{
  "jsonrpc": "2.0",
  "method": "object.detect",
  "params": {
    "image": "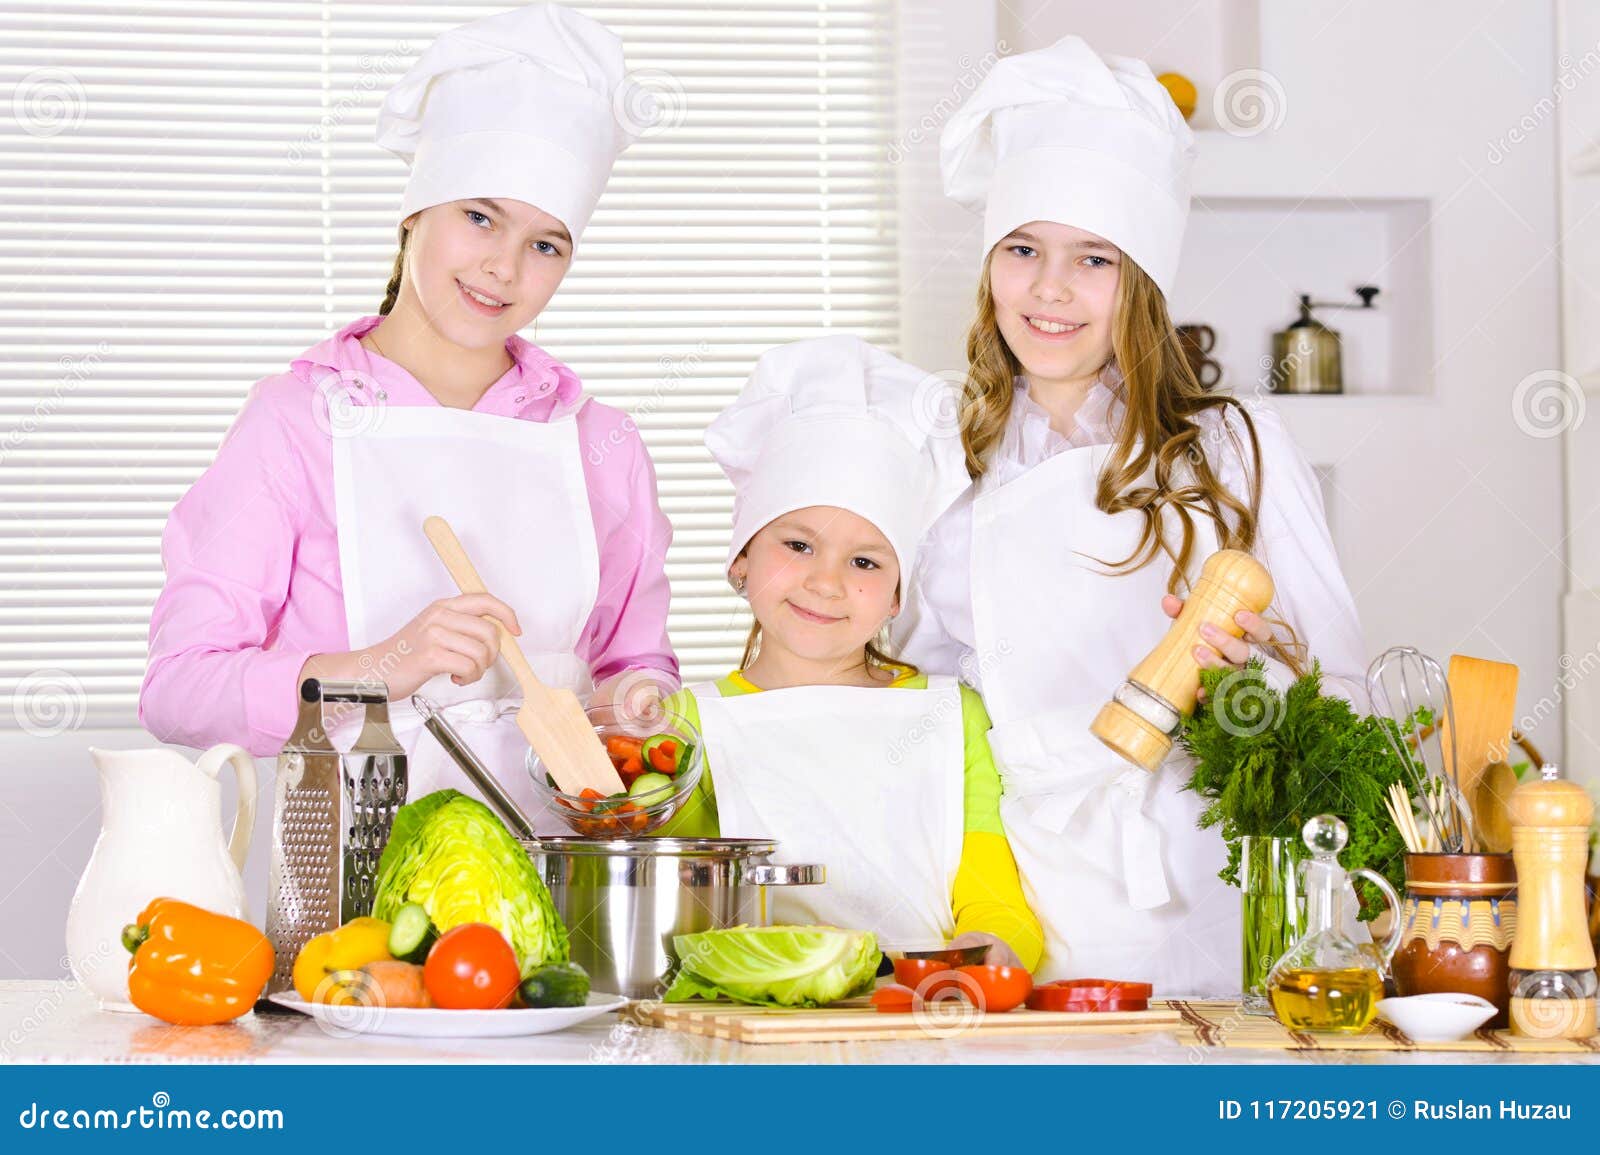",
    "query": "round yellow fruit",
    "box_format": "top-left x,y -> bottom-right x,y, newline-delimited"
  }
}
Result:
292,916 -> 393,1002
1158,72 -> 1197,121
